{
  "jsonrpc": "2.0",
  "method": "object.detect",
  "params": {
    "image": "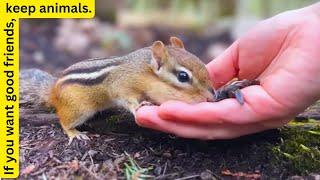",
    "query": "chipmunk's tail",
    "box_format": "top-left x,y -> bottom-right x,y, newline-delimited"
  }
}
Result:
20,69 -> 57,110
